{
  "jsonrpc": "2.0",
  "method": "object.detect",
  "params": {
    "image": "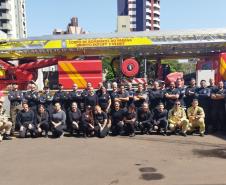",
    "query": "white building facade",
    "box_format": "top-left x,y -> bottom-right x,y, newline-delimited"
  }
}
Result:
0,0 -> 27,38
